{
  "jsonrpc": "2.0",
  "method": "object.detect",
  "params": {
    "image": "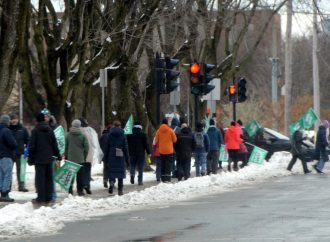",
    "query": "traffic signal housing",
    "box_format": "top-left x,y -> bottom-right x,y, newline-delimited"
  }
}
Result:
237,78 -> 247,102
155,55 -> 166,94
229,85 -> 237,102
189,63 -> 203,95
165,57 -> 180,93
201,63 -> 215,95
